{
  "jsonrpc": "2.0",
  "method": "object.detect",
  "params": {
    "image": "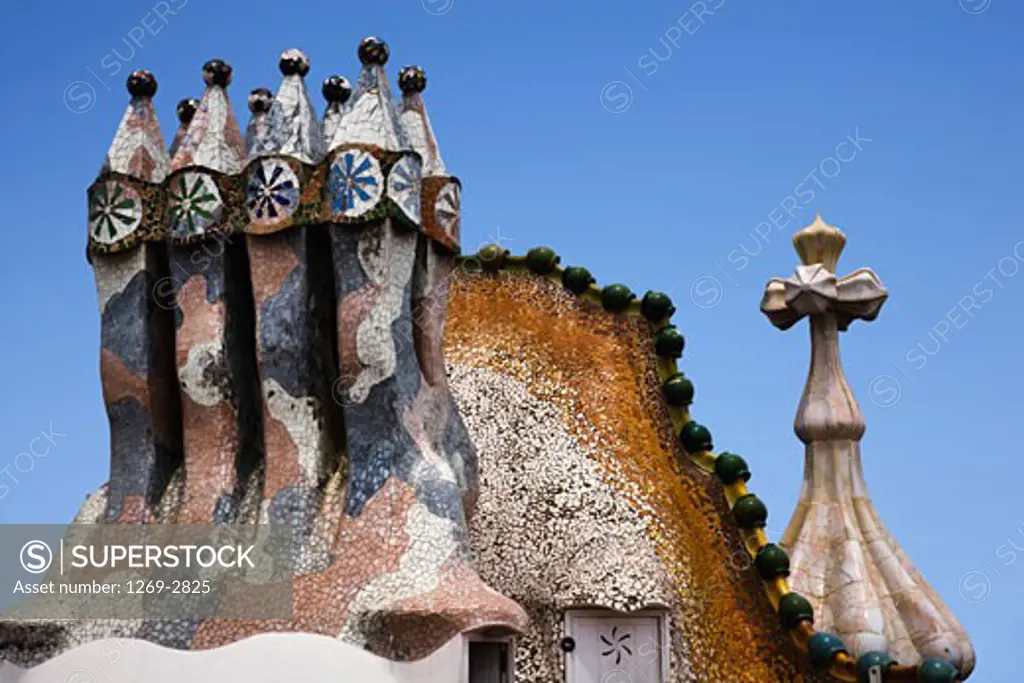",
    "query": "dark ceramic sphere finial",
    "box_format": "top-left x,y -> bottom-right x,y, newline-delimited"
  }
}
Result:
176,97 -> 199,124
322,75 -> 352,105
279,49 -> 311,77
127,70 -> 157,98
398,65 -> 427,95
202,59 -> 232,87
248,88 -> 274,114
358,36 -> 390,66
